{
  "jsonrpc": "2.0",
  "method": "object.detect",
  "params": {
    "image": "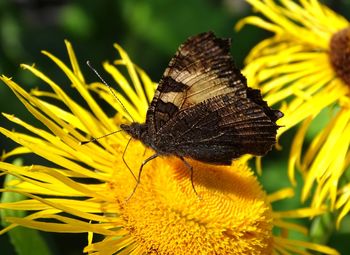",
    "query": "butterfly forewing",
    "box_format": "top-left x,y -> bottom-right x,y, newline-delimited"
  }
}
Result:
146,32 -> 249,135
